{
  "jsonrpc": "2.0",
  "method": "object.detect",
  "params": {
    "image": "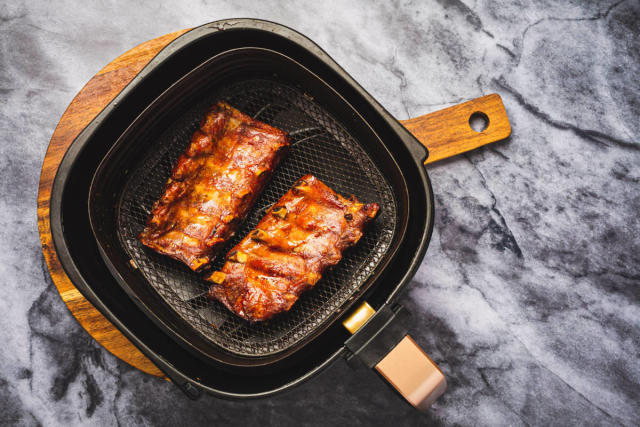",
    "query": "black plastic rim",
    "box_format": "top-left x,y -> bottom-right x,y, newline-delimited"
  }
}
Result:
49,19 -> 435,398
